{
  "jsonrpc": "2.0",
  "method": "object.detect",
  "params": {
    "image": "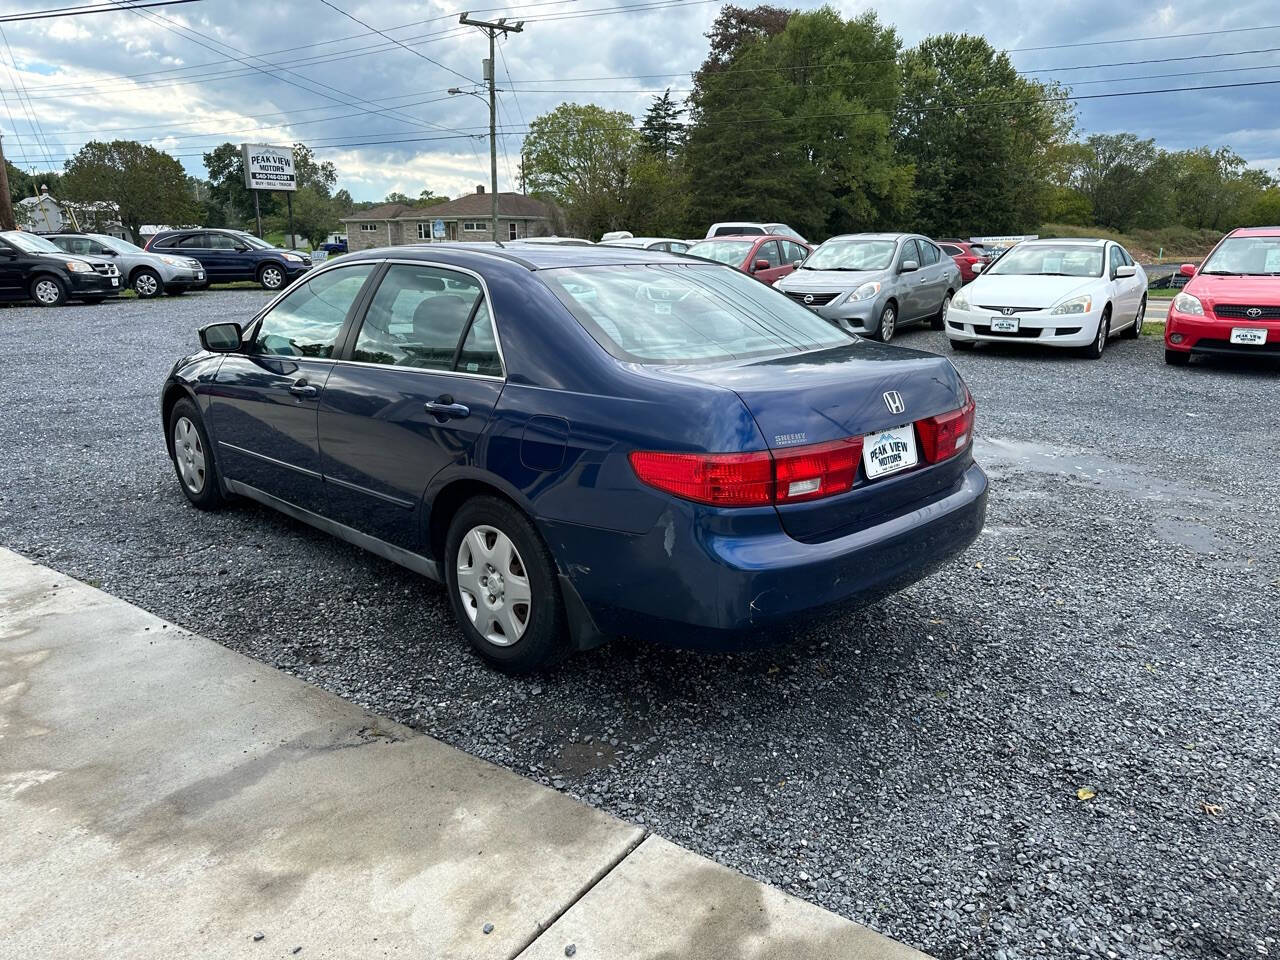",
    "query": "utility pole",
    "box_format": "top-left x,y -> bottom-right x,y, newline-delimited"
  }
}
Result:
0,134 -> 16,232
458,13 -> 523,243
